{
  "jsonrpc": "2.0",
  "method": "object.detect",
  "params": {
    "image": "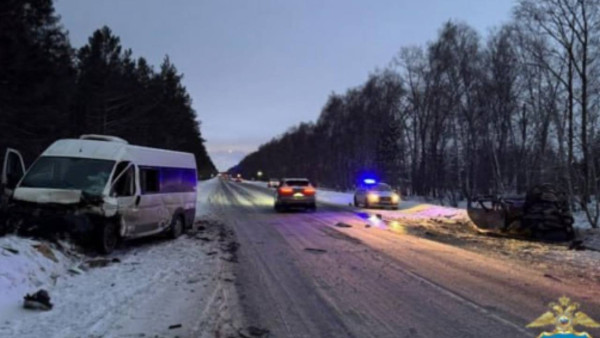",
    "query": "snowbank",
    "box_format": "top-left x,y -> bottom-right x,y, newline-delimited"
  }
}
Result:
571,209 -> 600,229
0,234 -> 226,337
0,236 -> 76,318
196,178 -> 220,219
315,189 -> 353,206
